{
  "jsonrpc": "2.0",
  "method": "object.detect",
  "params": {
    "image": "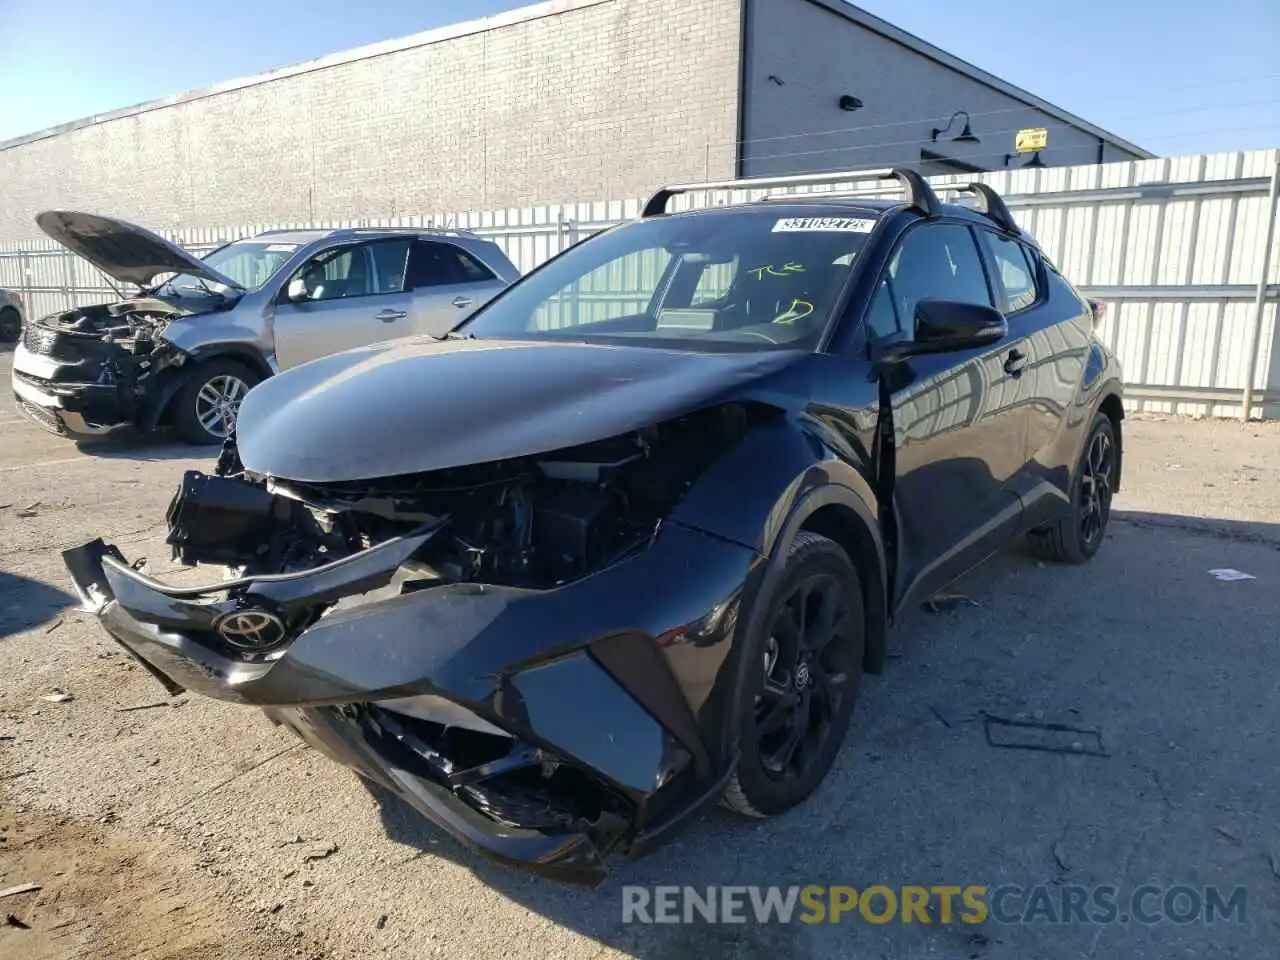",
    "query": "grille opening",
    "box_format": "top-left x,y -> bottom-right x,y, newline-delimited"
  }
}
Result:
459,764 -> 632,833
359,704 -> 632,836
